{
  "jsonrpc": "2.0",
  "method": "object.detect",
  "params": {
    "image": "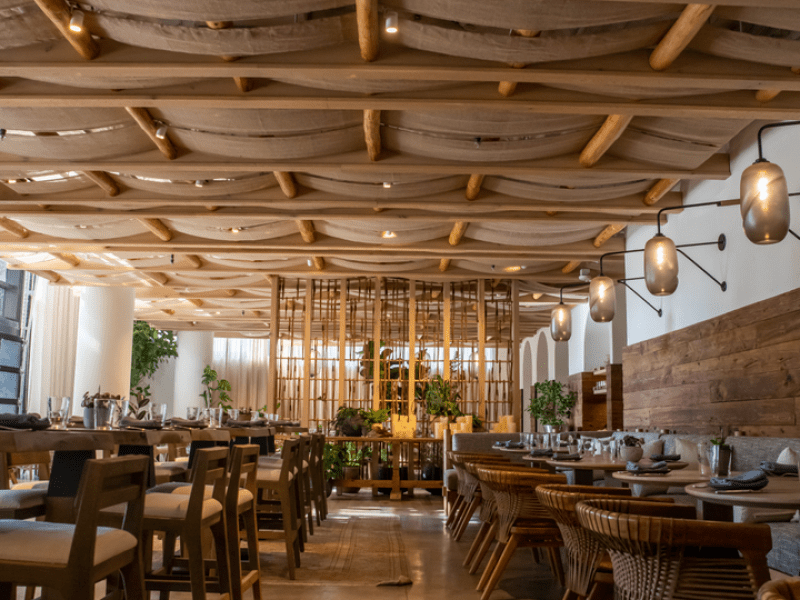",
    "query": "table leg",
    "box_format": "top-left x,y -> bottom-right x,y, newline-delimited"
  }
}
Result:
572,469 -> 594,486
0,452 -> 8,490
699,500 -> 733,521
47,450 -> 96,523
391,441 -> 401,501
117,444 -> 156,487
